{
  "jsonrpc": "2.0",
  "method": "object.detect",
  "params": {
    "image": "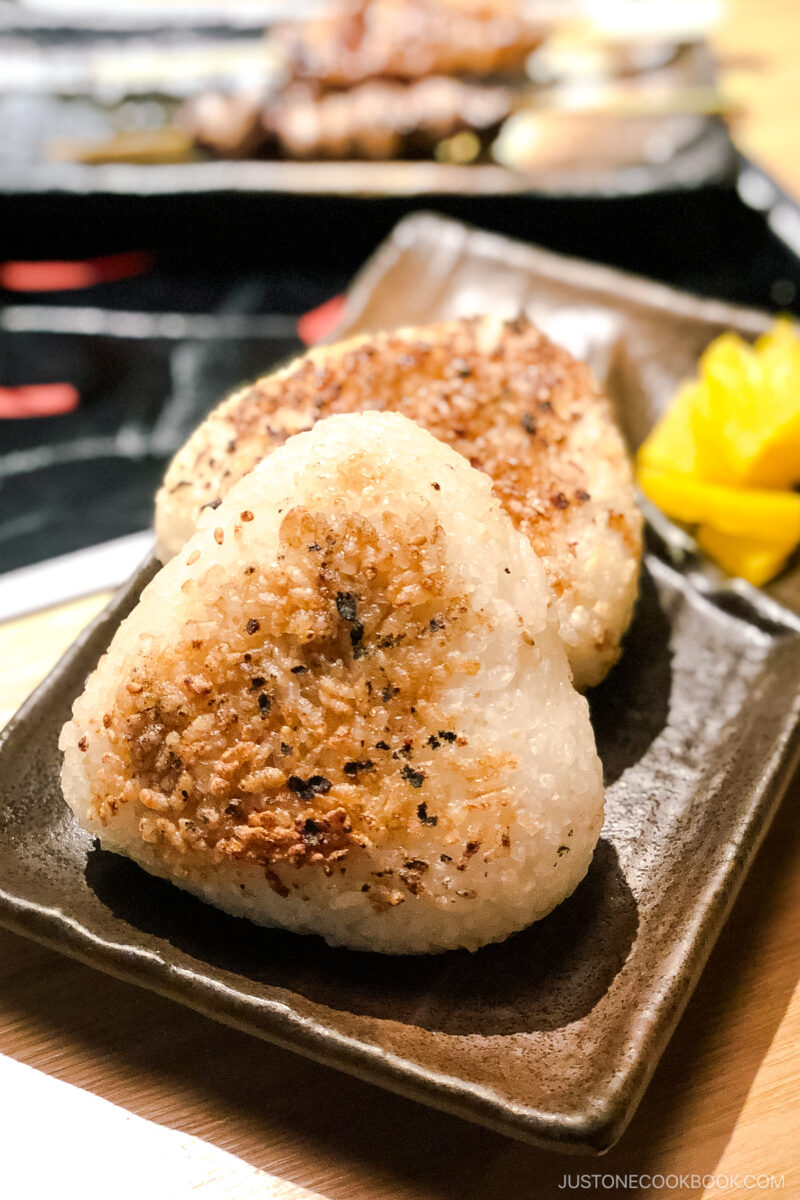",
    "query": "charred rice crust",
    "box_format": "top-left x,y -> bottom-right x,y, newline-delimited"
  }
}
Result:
89,501 -> 516,906
164,315 -> 636,568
